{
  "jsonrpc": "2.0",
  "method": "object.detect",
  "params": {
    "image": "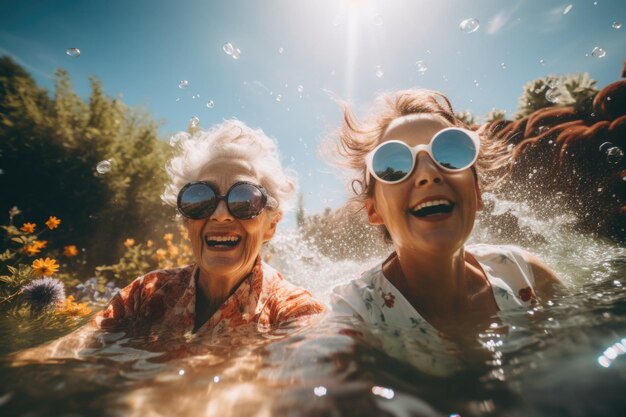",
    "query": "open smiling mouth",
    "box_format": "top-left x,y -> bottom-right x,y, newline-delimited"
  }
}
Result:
204,235 -> 242,248
409,199 -> 455,218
